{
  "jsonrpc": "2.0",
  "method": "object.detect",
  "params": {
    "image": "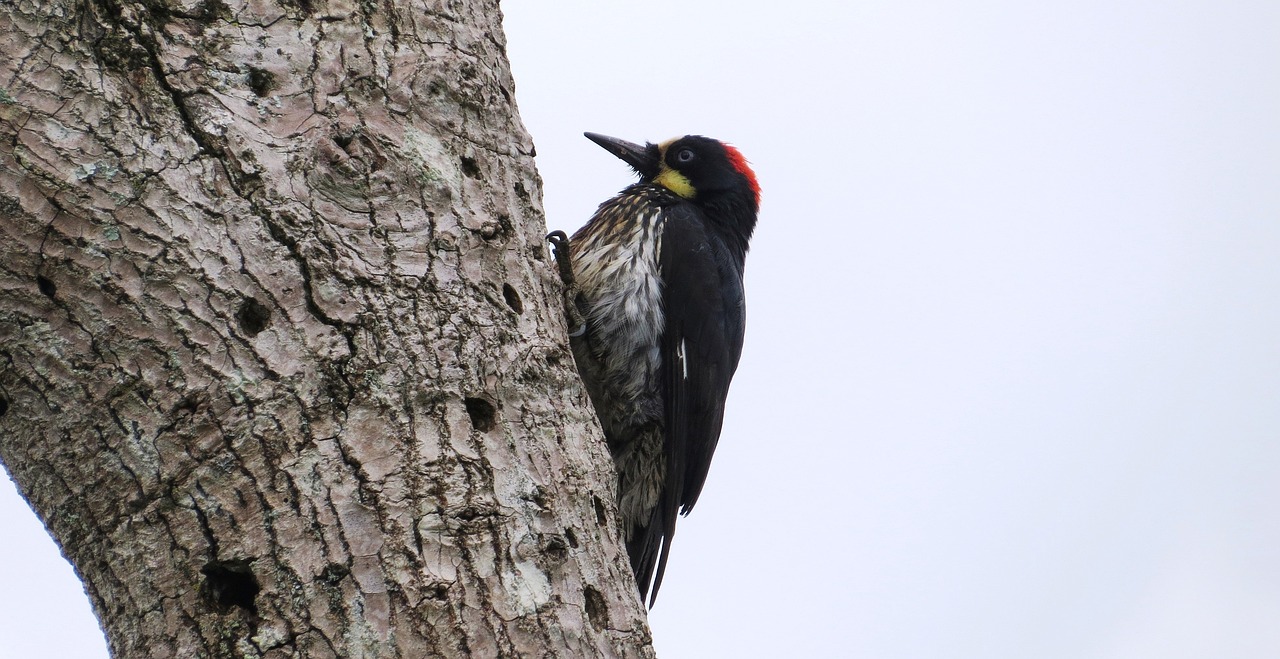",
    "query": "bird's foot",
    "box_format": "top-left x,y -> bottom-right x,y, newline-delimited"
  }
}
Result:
546,230 -> 587,337
546,231 -> 575,285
